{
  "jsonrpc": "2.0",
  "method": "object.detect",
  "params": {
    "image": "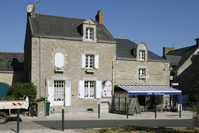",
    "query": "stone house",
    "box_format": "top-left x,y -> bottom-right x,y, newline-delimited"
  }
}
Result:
164,38 -> 199,102
24,4 -> 181,112
113,38 -> 177,110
